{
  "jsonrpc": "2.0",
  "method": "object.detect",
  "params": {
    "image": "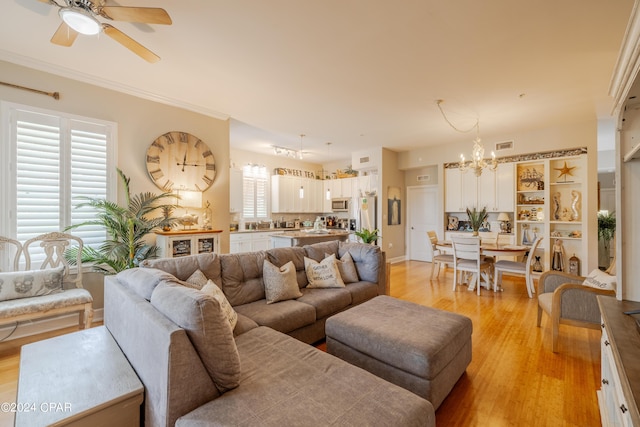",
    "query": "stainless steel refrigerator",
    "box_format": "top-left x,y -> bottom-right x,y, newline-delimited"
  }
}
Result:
358,195 -> 377,232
